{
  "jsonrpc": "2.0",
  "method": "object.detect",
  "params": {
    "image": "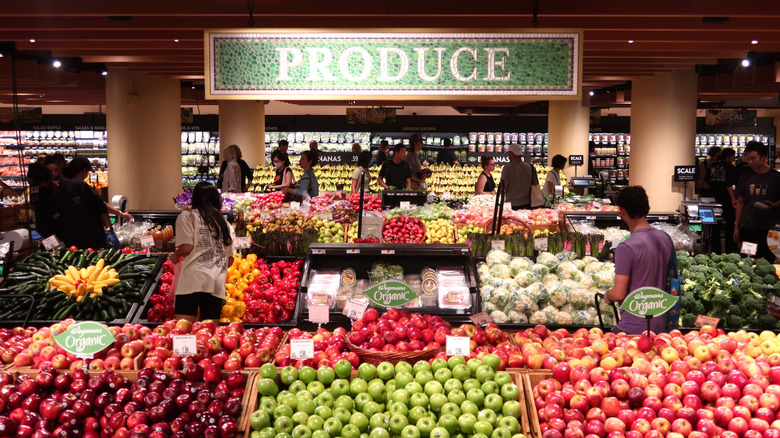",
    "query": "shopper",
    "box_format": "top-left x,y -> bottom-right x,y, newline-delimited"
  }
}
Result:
436,139 -> 458,165
45,153 -> 66,184
376,140 -> 390,166
696,146 -> 721,197
734,141 -> 780,262
603,186 -> 675,334
268,153 -> 295,191
270,139 -> 290,167
27,162 -> 58,238
378,144 -> 412,190
56,156 -> 112,250
543,154 -> 567,197
501,144 -> 539,210
475,156 -> 496,195
405,134 -> 426,190
351,151 -> 373,194
217,144 -> 252,193
709,148 -> 739,253
309,140 -> 320,166
352,143 -> 362,154
283,150 -> 319,199
170,182 -> 235,323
